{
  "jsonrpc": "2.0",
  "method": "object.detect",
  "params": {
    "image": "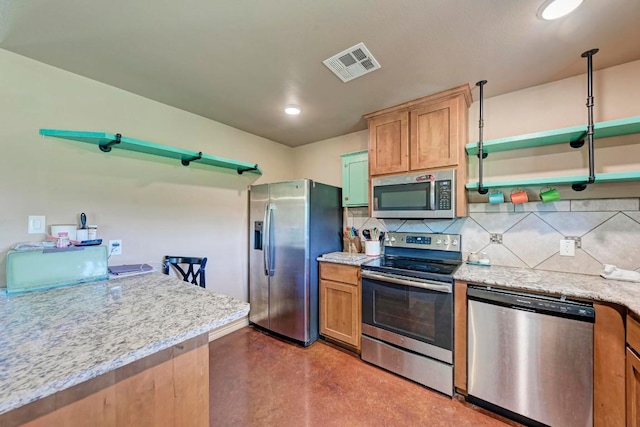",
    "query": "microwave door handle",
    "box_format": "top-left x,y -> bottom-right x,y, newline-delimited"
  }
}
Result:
429,182 -> 436,210
361,270 -> 451,293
